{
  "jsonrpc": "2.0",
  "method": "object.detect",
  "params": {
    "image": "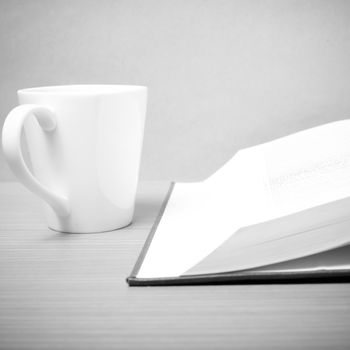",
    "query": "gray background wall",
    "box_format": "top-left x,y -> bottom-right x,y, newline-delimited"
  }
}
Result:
1,0 -> 350,182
